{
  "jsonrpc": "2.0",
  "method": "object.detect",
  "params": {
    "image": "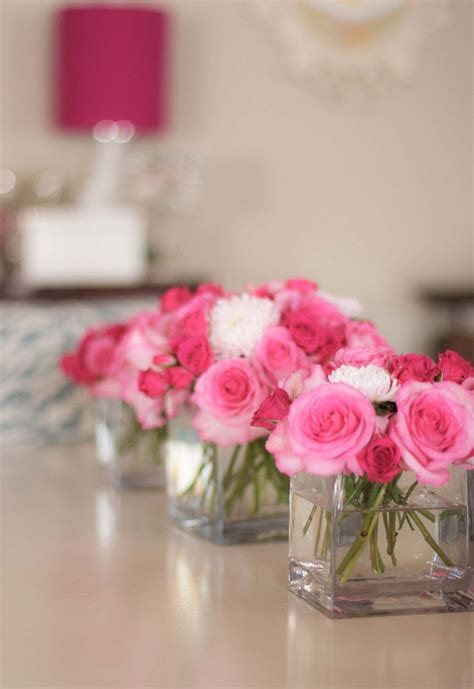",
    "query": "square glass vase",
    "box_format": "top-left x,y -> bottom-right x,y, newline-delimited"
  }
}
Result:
165,413 -> 289,544
95,399 -> 166,490
289,470 -> 473,618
